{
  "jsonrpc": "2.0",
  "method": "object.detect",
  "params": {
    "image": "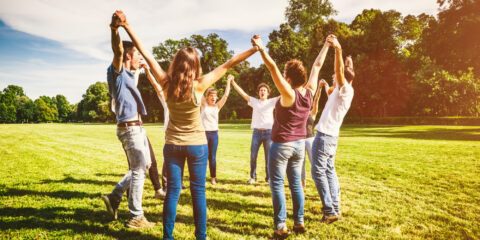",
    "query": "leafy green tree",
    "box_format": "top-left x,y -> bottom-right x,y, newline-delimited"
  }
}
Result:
15,95 -> 35,123
0,103 -> 16,123
55,94 -> 72,122
418,0 -> 480,75
34,98 -> 55,122
285,0 -> 336,34
77,82 -> 113,122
